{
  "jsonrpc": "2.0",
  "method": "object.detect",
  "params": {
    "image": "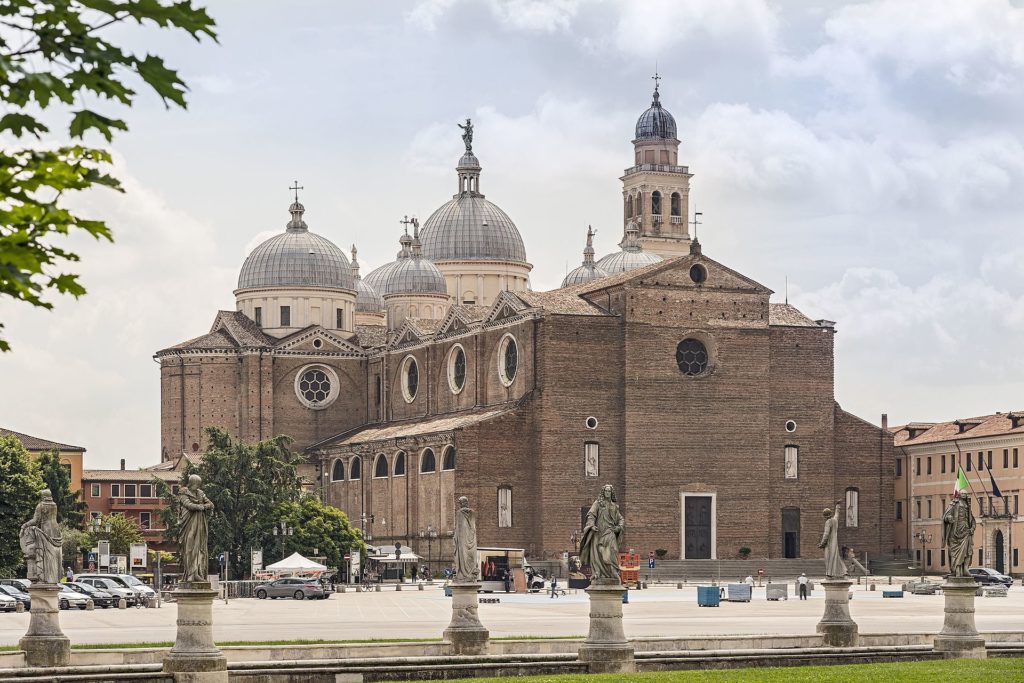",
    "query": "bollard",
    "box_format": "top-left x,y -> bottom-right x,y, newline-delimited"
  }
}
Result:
888,576 -> 892,585
396,584 -> 402,591
622,590 -> 629,604
86,599 -> 94,611
356,585 -> 362,593
642,582 -> 648,589
118,598 -> 127,609
15,602 -> 24,613
418,583 -> 425,591
677,582 -> 683,589
870,583 -> 876,591
374,585 -> 381,592
338,585 -> 346,593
